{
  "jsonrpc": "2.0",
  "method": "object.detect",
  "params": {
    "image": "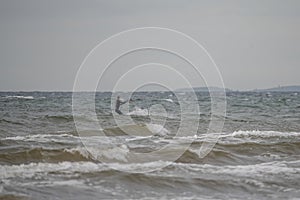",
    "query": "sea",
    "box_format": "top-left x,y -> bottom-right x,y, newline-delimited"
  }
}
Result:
0,91 -> 300,200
